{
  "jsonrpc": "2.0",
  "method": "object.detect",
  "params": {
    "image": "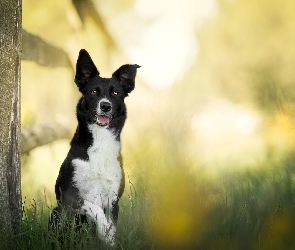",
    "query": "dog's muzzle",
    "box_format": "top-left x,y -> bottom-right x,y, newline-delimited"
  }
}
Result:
100,101 -> 112,113
93,101 -> 112,126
